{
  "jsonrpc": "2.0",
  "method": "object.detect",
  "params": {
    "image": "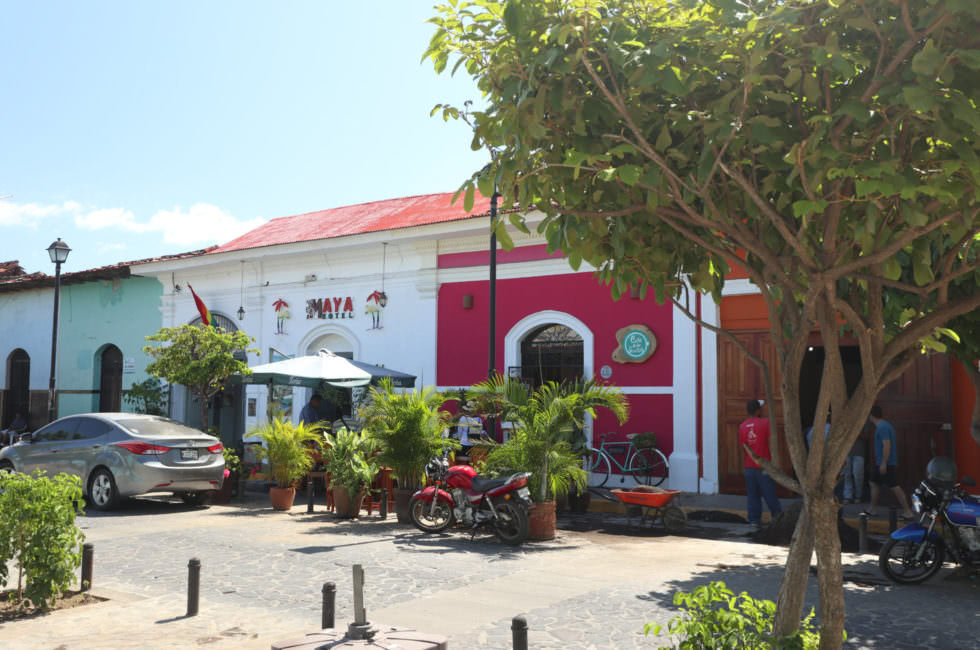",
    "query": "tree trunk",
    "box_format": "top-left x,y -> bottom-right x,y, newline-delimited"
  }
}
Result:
199,389 -> 210,434
772,503 -> 814,638
962,361 -> 980,447
811,490 -> 845,650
